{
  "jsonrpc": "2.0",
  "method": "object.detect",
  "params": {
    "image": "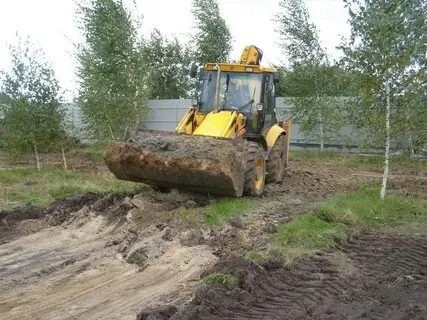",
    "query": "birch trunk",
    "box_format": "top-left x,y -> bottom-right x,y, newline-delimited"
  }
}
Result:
318,97 -> 324,152
34,144 -> 40,172
380,81 -> 391,200
133,101 -> 140,136
61,145 -> 68,171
